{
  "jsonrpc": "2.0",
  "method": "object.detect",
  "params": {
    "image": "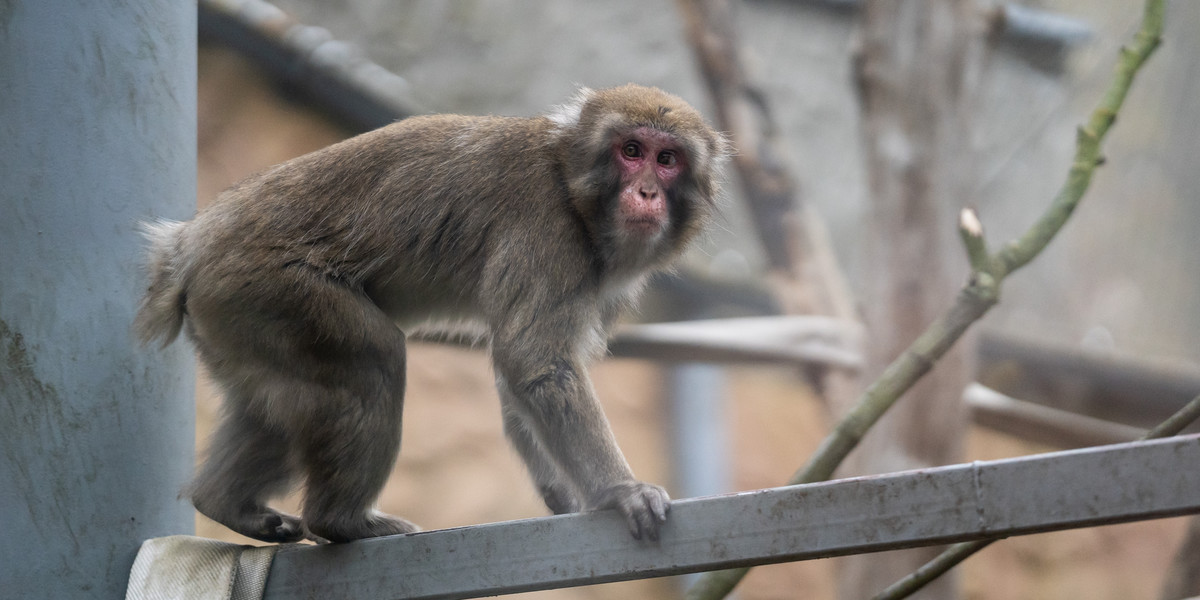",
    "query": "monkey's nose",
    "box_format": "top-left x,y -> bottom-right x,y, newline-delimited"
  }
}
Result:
637,186 -> 660,200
